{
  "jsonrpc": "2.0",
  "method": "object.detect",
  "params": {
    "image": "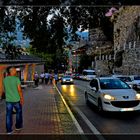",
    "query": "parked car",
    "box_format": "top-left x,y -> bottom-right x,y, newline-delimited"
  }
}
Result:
65,71 -> 72,76
82,69 -> 96,81
73,73 -> 81,80
130,75 -> 140,90
61,75 -> 74,85
79,75 -> 84,80
114,75 -> 134,88
85,77 -> 140,112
